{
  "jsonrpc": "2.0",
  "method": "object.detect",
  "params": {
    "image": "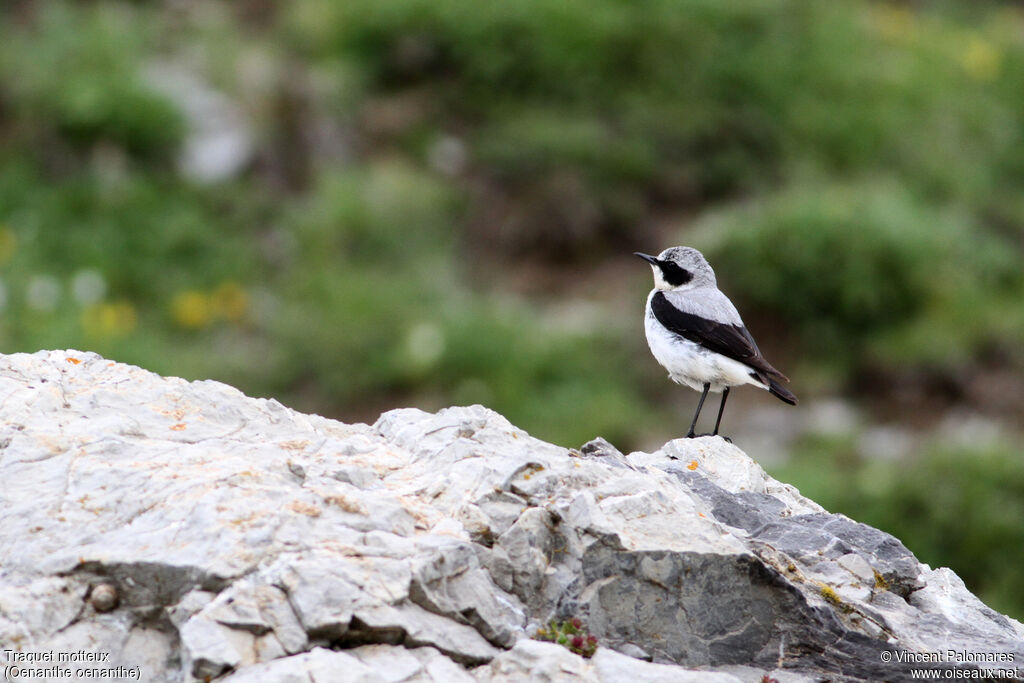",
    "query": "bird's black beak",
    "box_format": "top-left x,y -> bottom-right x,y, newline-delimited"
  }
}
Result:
634,252 -> 659,266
